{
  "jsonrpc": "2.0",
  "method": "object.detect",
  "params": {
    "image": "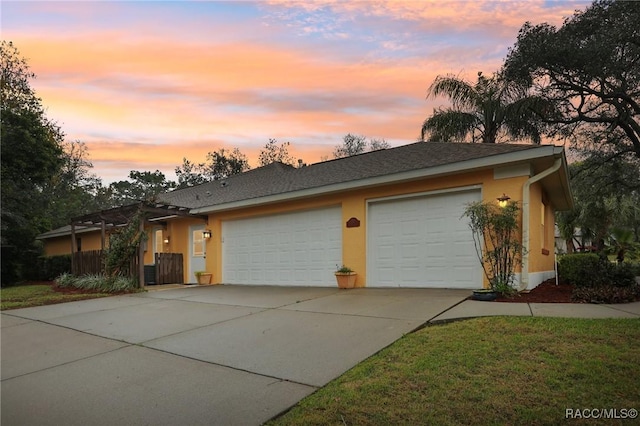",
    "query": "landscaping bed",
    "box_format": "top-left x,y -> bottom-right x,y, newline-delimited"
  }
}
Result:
496,279 -> 574,303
